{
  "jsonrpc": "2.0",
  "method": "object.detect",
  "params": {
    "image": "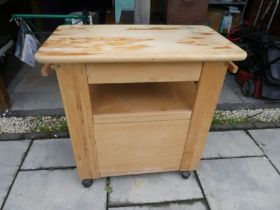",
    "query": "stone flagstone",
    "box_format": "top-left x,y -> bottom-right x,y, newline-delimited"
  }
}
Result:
218,83 -> 243,104
109,172 -> 203,206
249,129 -> 280,172
0,140 -> 30,207
202,131 -> 263,159
22,138 -> 75,169
13,69 -> 59,94
108,201 -> 207,210
10,92 -> 62,111
197,157 -> 280,210
3,170 -> 106,210
9,64 -> 63,111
